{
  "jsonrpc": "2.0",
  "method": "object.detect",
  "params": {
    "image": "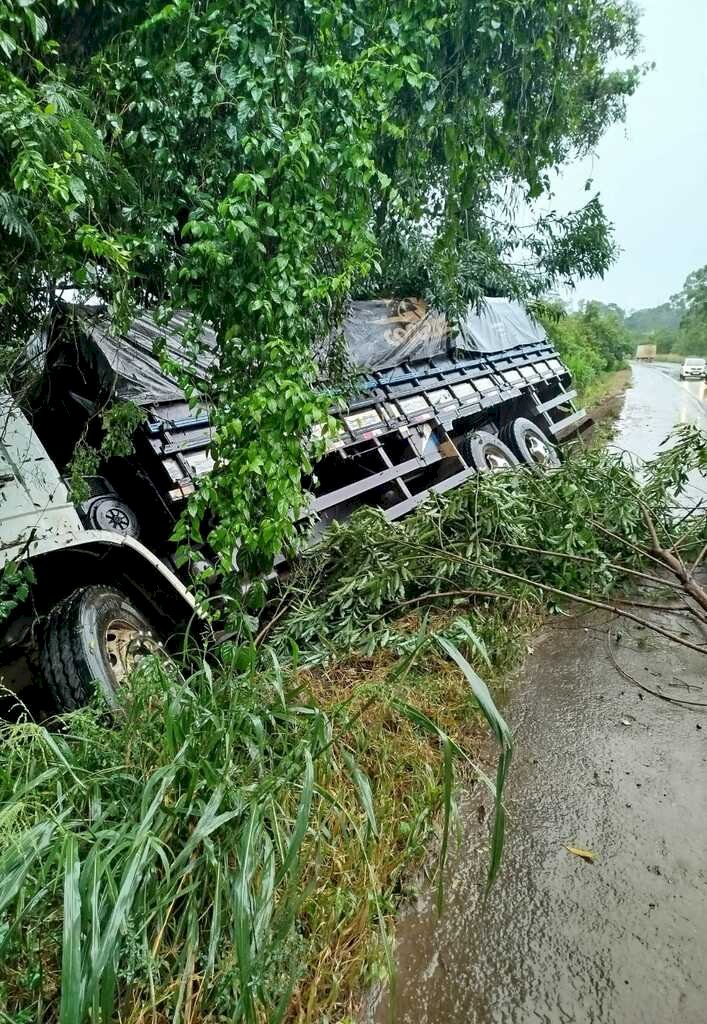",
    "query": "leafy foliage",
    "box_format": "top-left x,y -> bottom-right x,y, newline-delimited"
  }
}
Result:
1,0 -> 644,580
274,427 -> 707,658
98,401 -> 147,458
0,562 -> 35,624
537,300 -> 633,393
0,3 -> 133,356
66,402 -> 147,501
